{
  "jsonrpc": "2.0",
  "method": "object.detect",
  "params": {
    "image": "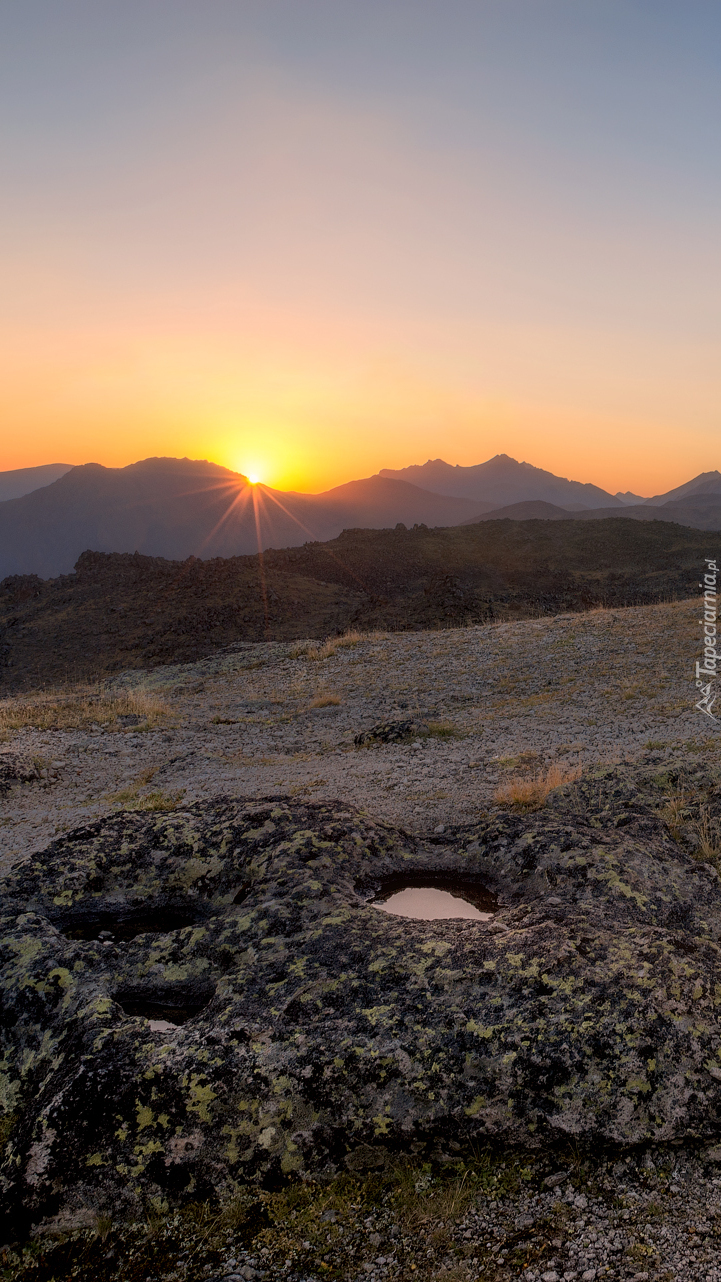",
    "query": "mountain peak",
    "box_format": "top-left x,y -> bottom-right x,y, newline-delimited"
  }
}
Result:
378,455 -> 620,508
